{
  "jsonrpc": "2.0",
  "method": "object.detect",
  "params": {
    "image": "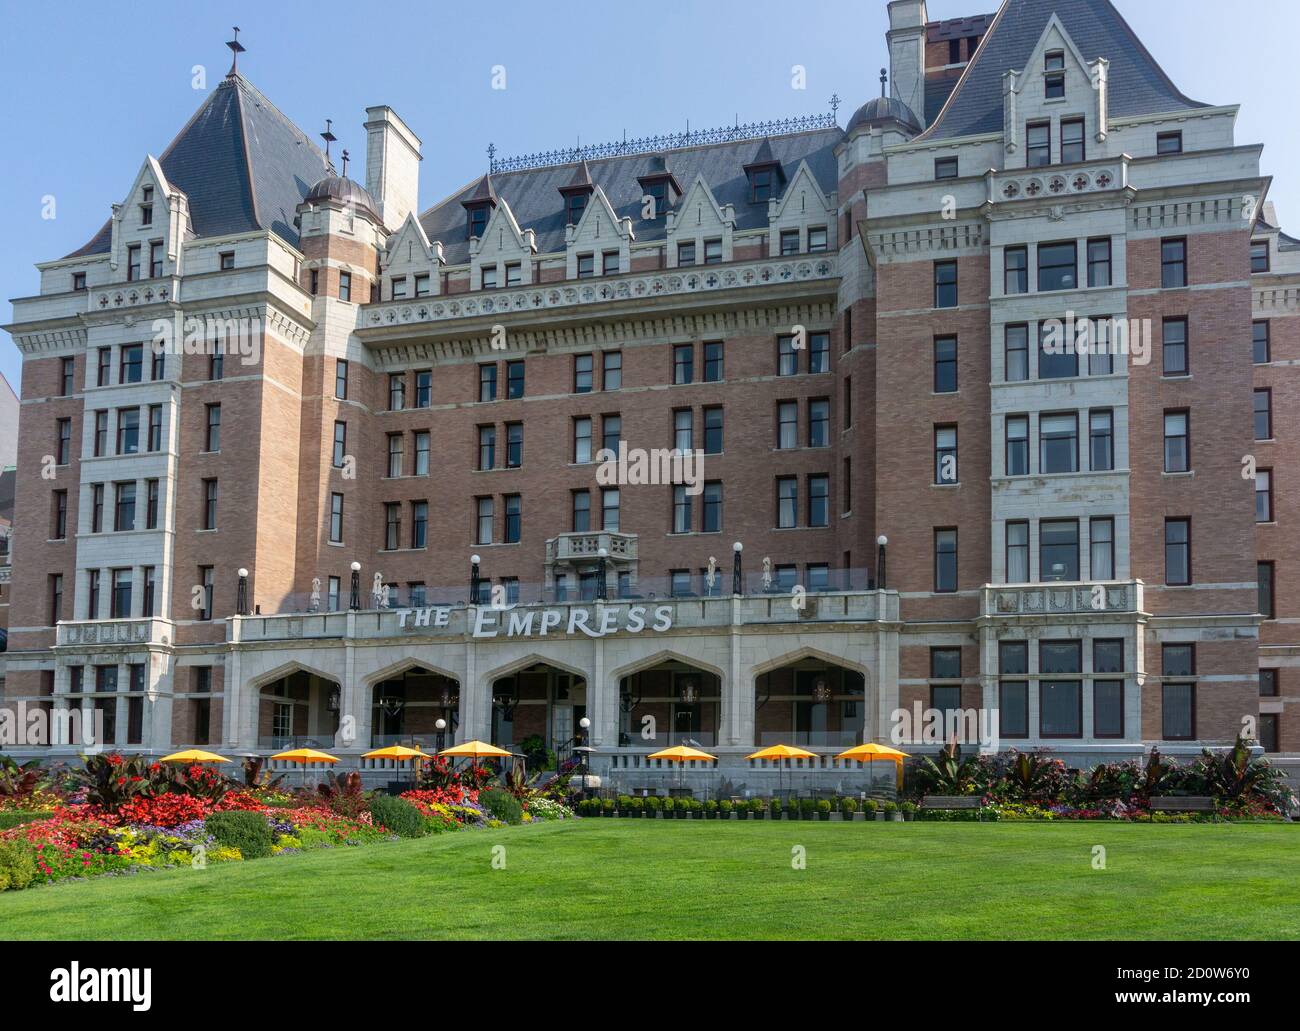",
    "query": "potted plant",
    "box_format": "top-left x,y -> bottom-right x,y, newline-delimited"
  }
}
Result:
800,797 -> 816,821
691,799 -> 704,819
646,796 -> 660,818
900,800 -> 918,822
719,799 -> 733,819
751,798 -> 766,819
863,798 -> 880,821
768,797 -> 782,820
816,799 -> 832,821
840,797 -> 859,821
617,794 -> 631,815
884,801 -> 901,822
736,798 -> 751,820
705,799 -> 718,819
676,798 -> 690,819
660,797 -> 674,819
602,798 -> 615,817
